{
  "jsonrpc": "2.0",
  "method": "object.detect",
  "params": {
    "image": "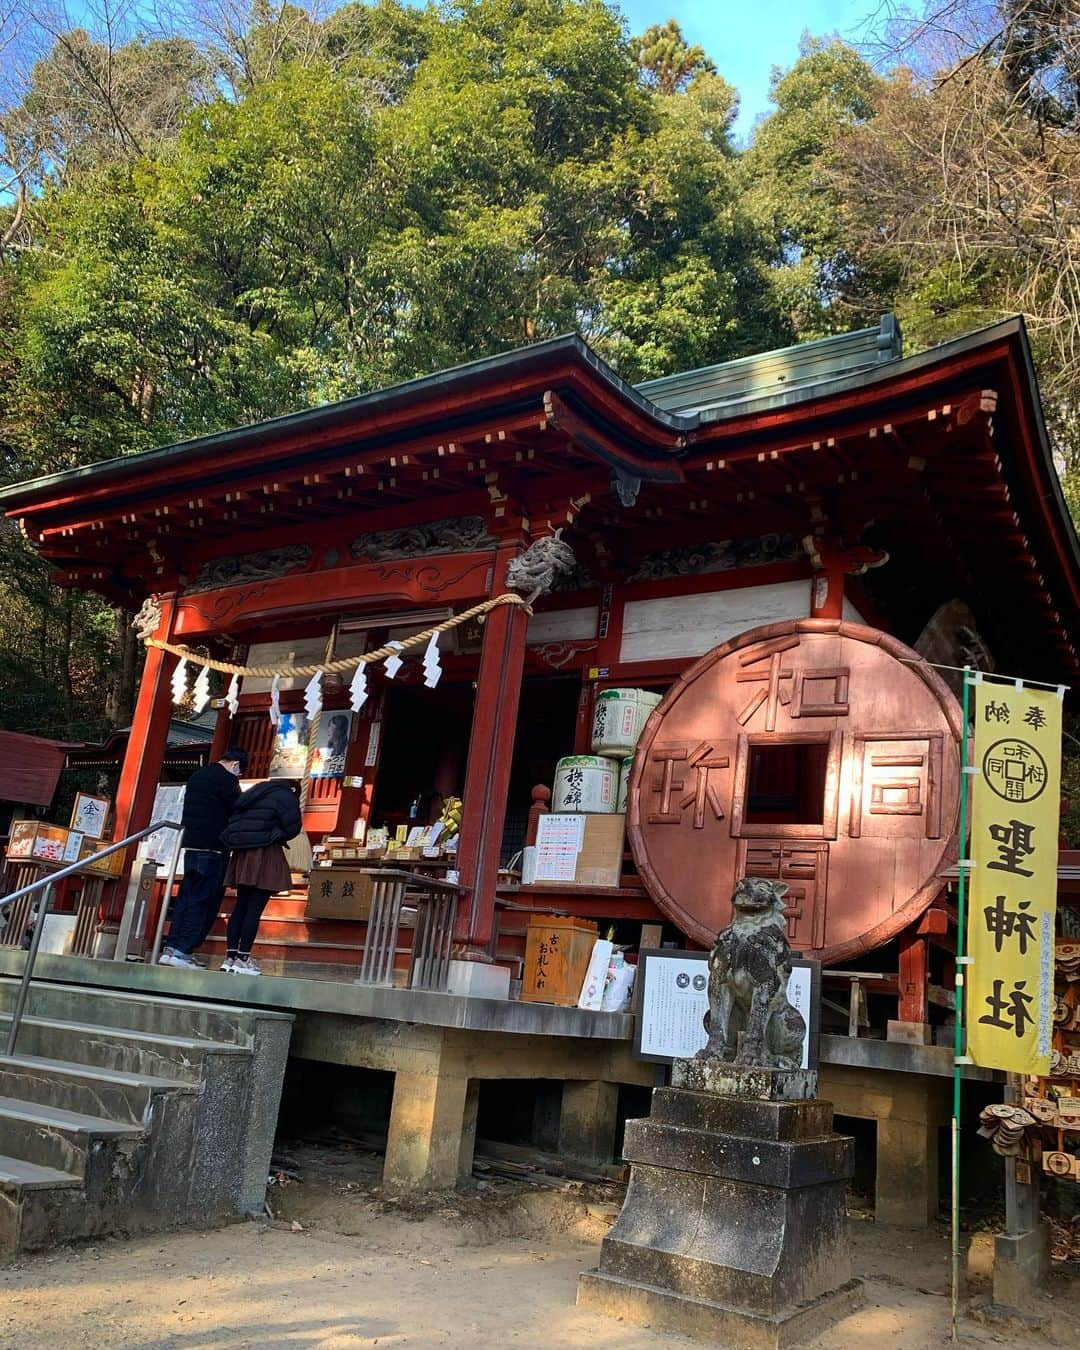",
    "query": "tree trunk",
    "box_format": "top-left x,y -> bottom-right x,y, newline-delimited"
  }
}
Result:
106,608 -> 140,728
60,591 -> 75,735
